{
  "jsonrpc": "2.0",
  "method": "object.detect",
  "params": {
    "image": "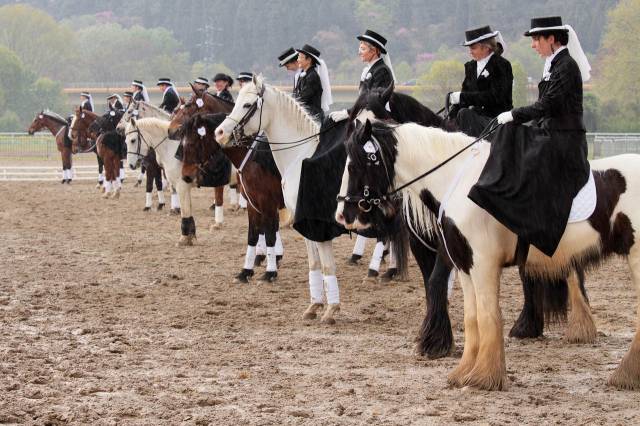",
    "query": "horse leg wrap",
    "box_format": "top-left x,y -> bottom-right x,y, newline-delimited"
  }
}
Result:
215,206 -> 224,224
238,193 -> 247,209
243,245 -> 257,270
145,192 -> 153,208
368,241 -> 385,272
119,167 -> 125,180
98,173 -> 104,183
171,193 -> 180,209
266,246 -> 277,272
104,180 -> 112,193
157,190 -> 165,205
309,270 -> 324,304
275,231 -> 284,256
352,234 -> 368,256
228,187 -> 238,205
256,234 -> 266,255
181,217 -> 196,236
324,275 -> 340,305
